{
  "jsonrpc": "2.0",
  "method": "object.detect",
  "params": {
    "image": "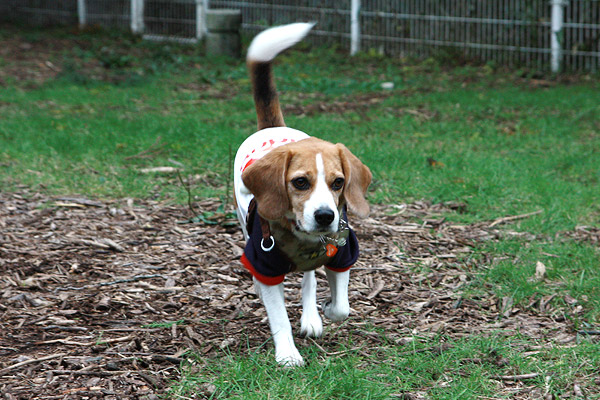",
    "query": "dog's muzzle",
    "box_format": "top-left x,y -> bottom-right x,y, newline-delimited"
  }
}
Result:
314,208 -> 335,227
